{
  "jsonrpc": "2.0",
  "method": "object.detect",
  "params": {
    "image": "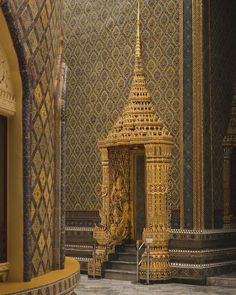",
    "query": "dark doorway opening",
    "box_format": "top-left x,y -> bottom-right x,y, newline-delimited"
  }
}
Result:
131,150 -> 146,241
